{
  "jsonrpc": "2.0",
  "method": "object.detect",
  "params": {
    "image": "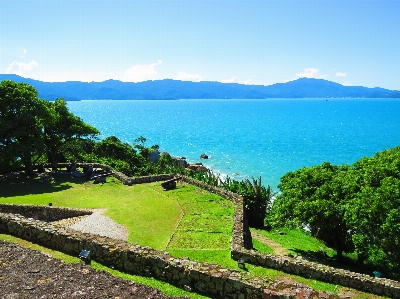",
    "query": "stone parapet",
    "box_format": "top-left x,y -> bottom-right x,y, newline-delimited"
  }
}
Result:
0,204 -> 92,222
2,167 -> 400,298
0,210 -> 337,299
178,176 -> 400,298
